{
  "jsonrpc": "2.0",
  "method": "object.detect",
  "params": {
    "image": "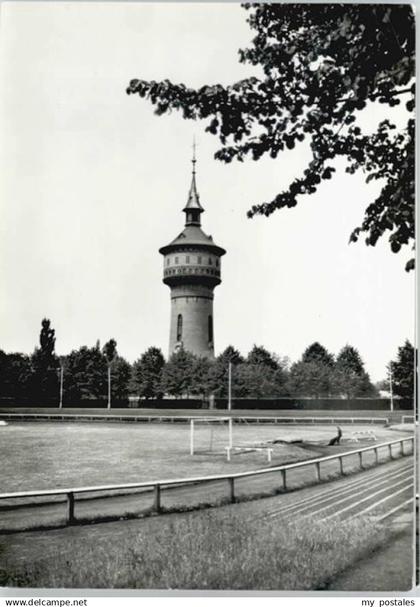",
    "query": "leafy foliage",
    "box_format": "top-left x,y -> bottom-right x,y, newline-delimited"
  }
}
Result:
103,339 -> 118,406
207,346 -> 288,398
332,345 -> 376,398
160,348 -> 196,397
191,356 -> 213,397
131,347 -> 165,399
39,318 -> 56,358
335,345 -> 365,375
233,363 -> 289,398
0,351 -> 33,398
287,360 -> 332,398
389,339 -> 416,398
0,319 -> 399,402
111,356 -> 132,400
63,345 -> 108,401
302,342 -> 334,367
103,339 -> 117,365
331,368 -> 375,399
217,345 -> 244,366
127,4 -> 415,269
247,345 -> 279,370
289,343 -> 376,398
207,346 -> 244,397
31,318 -> 59,400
